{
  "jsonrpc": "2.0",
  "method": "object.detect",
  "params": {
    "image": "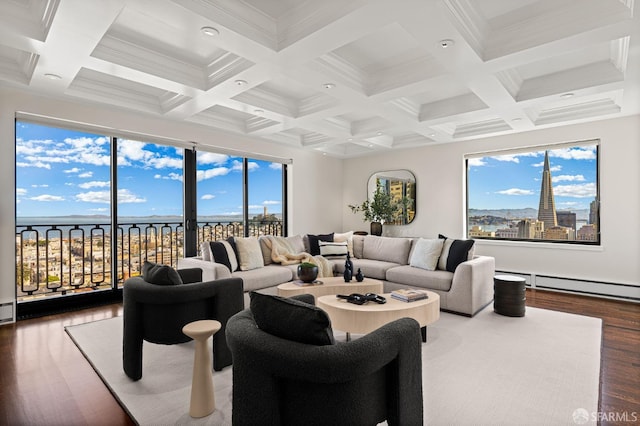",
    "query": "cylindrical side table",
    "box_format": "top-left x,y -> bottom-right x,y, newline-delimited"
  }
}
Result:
494,275 -> 526,317
182,319 -> 221,418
